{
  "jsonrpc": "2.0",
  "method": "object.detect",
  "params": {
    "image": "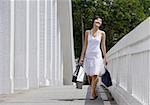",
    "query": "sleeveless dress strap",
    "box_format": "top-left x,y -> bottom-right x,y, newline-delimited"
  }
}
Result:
86,30 -> 90,38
